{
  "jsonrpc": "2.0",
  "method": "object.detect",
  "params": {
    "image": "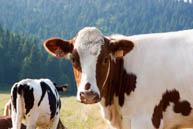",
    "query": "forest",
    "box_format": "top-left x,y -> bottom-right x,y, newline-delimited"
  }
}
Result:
0,25 -> 75,95
0,0 -> 193,95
